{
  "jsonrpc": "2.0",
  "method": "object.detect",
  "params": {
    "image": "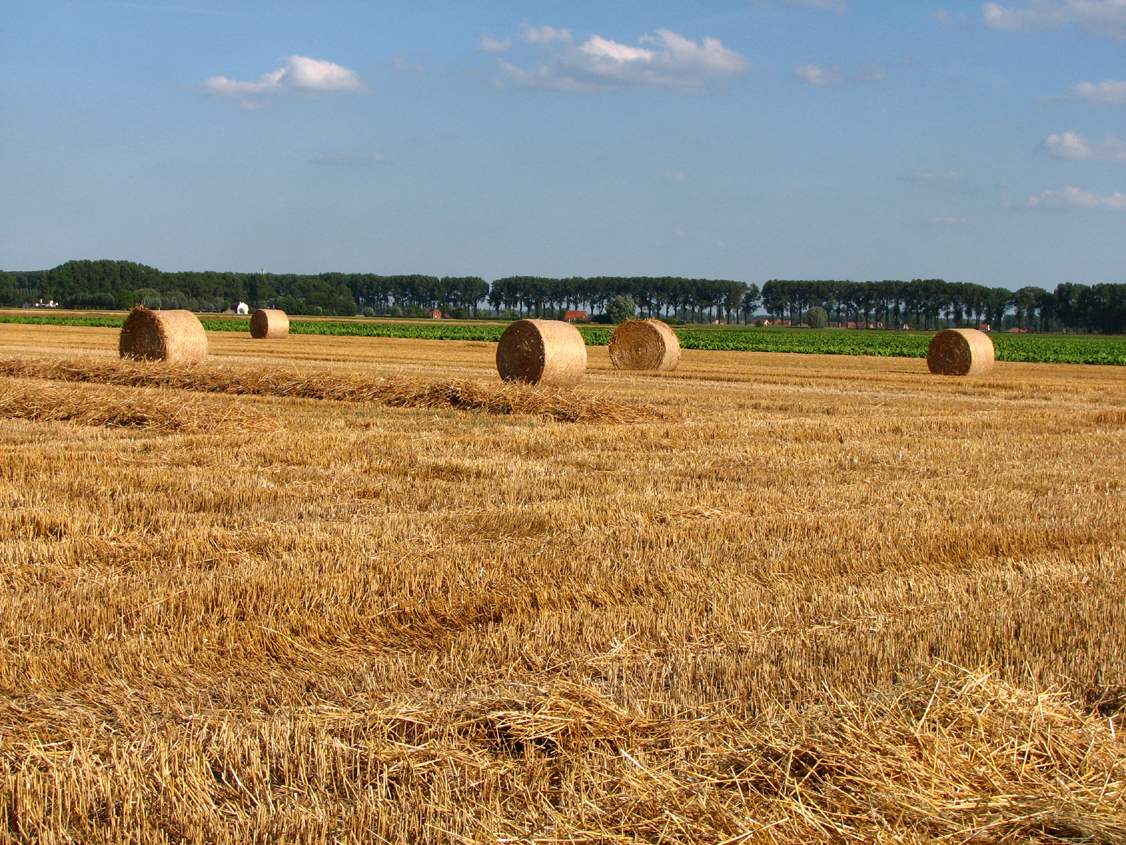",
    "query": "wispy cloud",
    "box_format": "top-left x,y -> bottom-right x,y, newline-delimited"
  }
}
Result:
1055,79 -> 1126,103
1045,131 -> 1126,162
931,8 -> 974,29
497,29 -> 750,92
786,0 -> 847,13
793,62 -> 884,86
309,153 -> 388,167
520,24 -> 573,44
665,171 -> 688,182
982,1 -> 1126,40
479,34 -> 512,53
1028,185 -> 1126,210
931,215 -> 970,225
200,56 -> 366,99
393,57 -> 425,73
793,64 -> 835,85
